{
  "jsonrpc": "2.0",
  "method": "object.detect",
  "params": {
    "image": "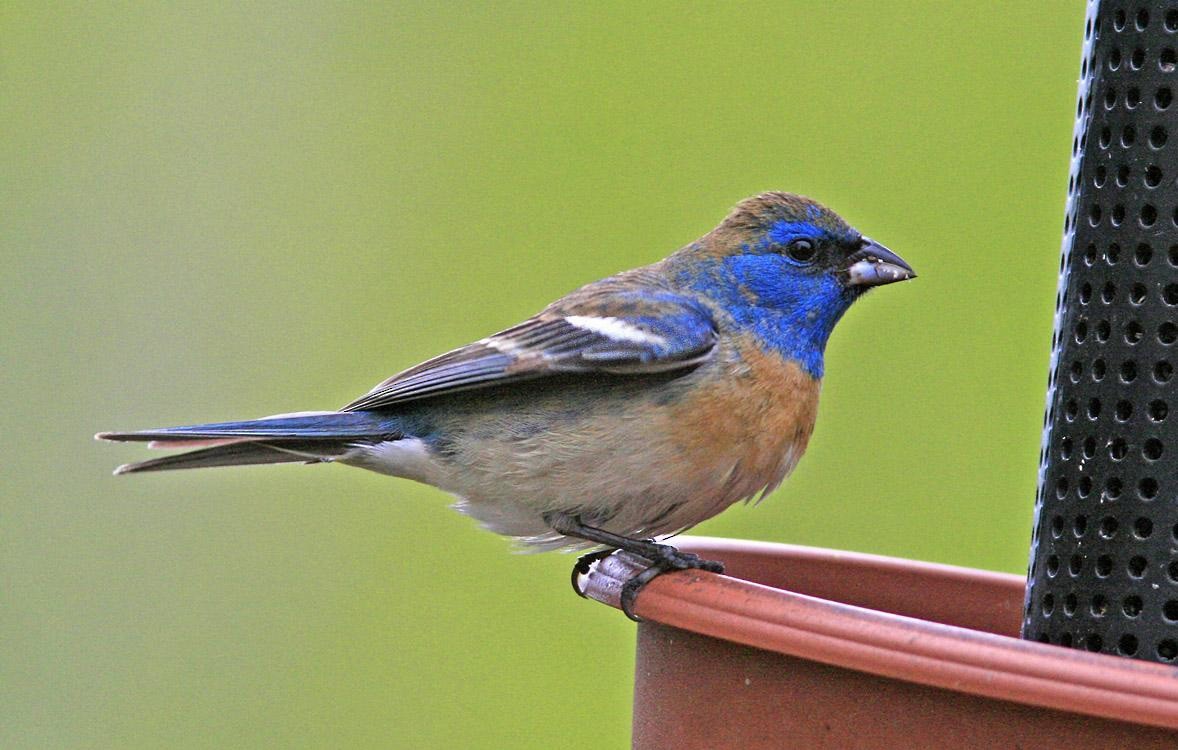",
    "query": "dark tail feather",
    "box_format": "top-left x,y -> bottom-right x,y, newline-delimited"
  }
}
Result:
97,411 -> 396,443
113,439 -> 353,475
99,411 -> 395,475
